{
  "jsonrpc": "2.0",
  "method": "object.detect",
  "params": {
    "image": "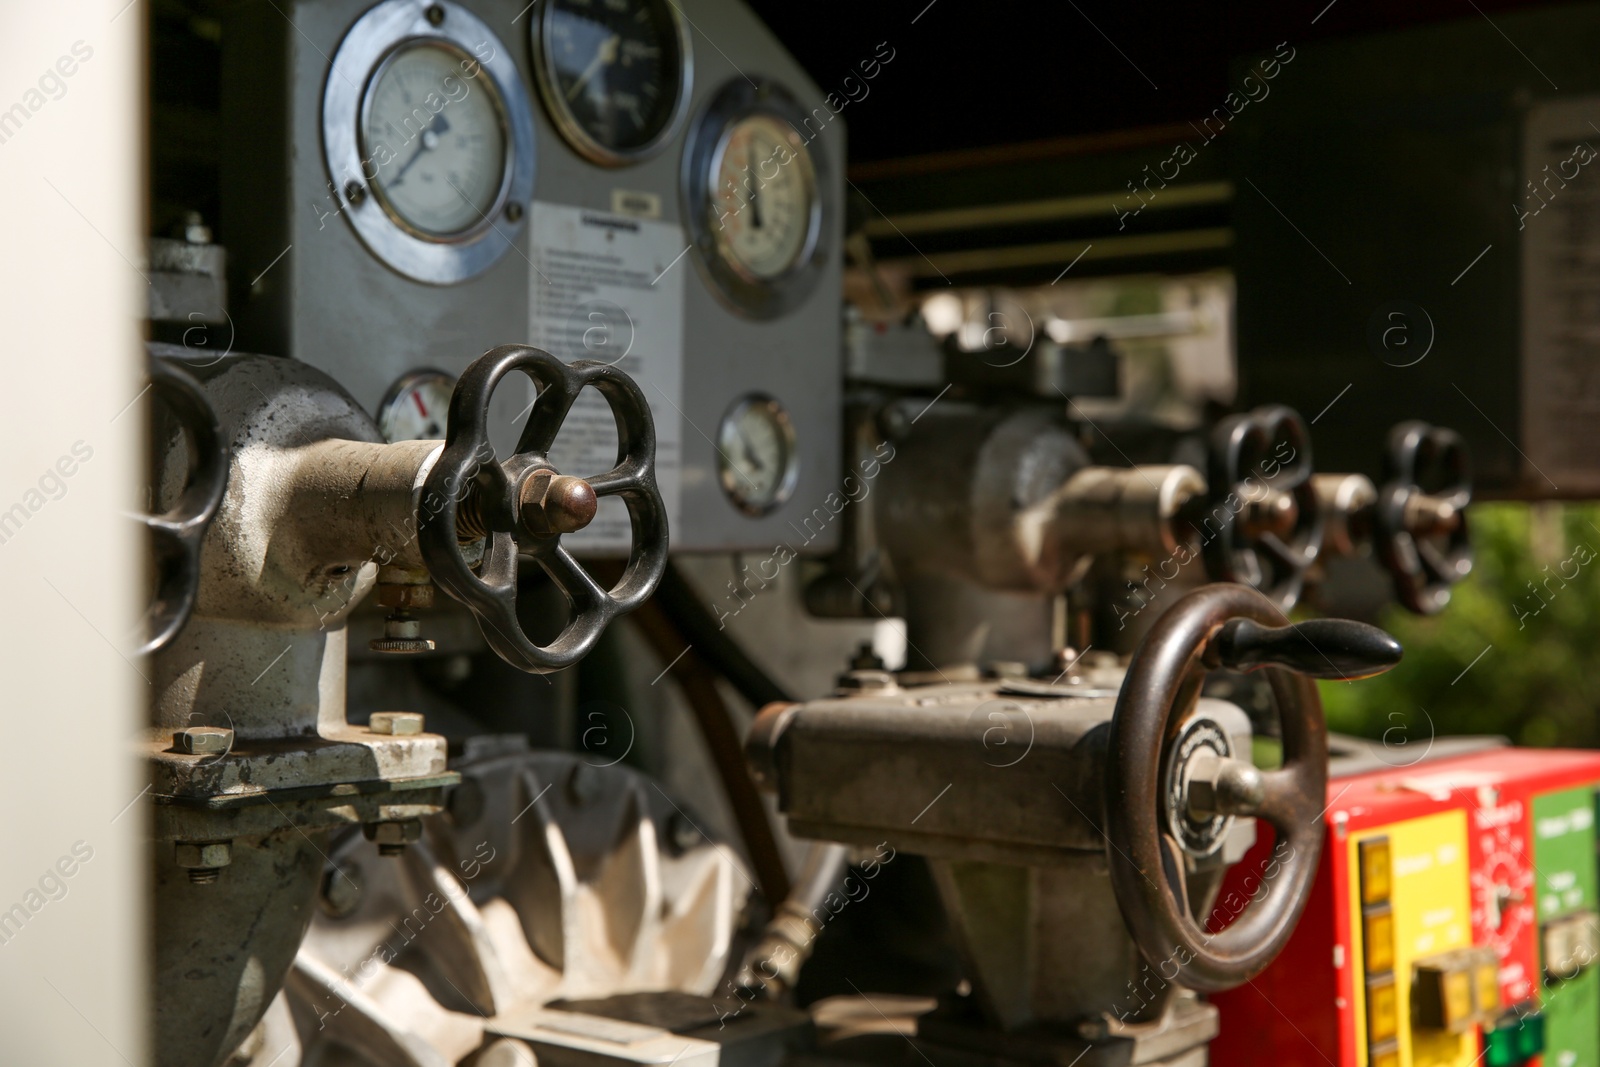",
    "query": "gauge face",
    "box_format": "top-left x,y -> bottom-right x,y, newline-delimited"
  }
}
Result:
712,114 -> 818,281
717,395 -> 799,516
378,371 -> 455,442
362,42 -> 508,237
537,0 -> 688,163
